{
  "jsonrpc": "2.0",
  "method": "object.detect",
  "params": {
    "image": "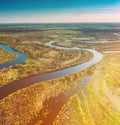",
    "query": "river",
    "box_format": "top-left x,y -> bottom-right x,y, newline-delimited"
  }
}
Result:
0,44 -> 27,69
0,41 -> 103,99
